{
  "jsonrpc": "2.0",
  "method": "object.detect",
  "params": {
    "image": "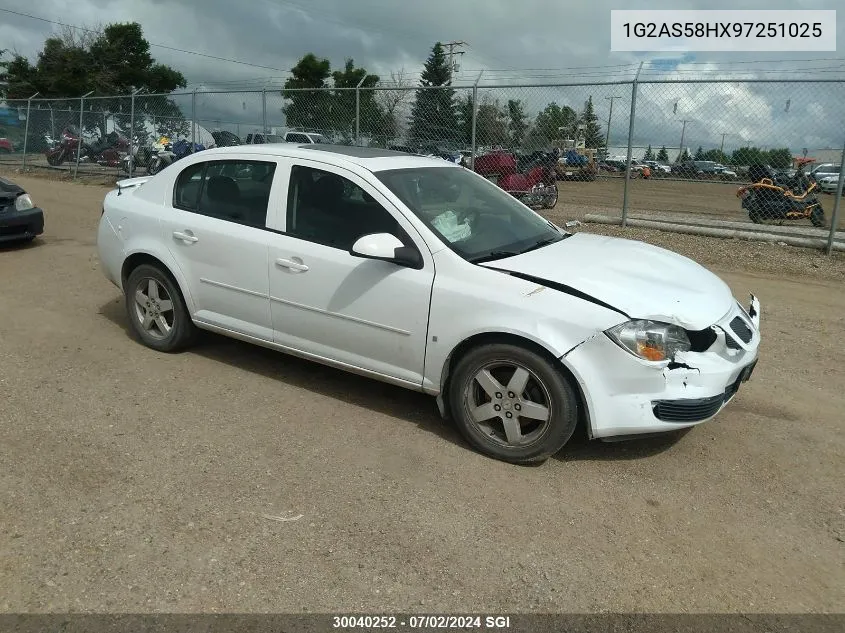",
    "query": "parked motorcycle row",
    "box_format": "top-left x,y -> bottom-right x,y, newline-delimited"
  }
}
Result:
43,126 -> 206,175
737,162 -> 827,228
